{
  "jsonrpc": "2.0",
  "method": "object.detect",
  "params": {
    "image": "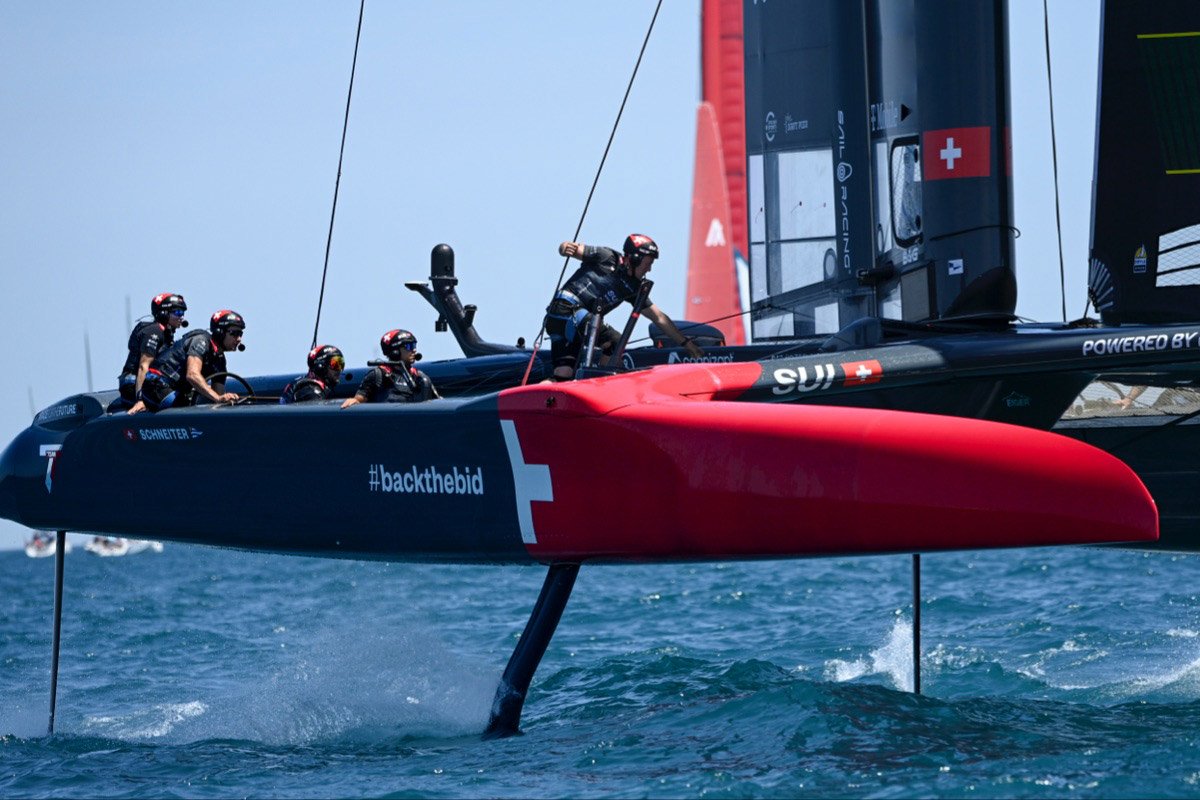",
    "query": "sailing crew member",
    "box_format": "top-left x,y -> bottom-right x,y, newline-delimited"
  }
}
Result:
282,344 -> 346,403
138,310 -> 246,412
341,329 -> 438,407
1114,385 -> 1147,410
544,234 -> 703,381
119,292 -> 188,409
